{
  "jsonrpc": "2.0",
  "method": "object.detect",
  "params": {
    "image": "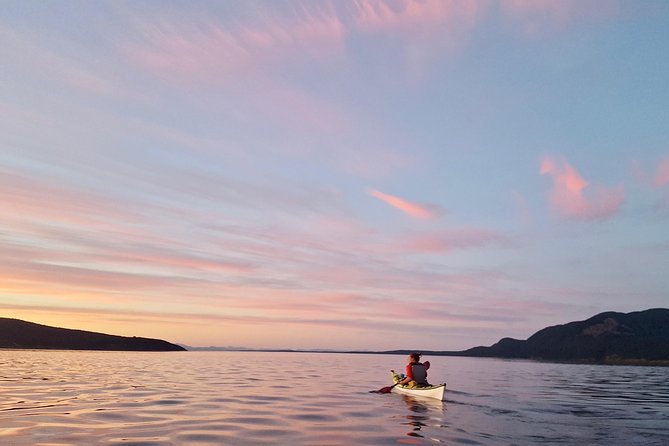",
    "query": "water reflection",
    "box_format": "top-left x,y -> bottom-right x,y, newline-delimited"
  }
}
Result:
400,395 -> 445,440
